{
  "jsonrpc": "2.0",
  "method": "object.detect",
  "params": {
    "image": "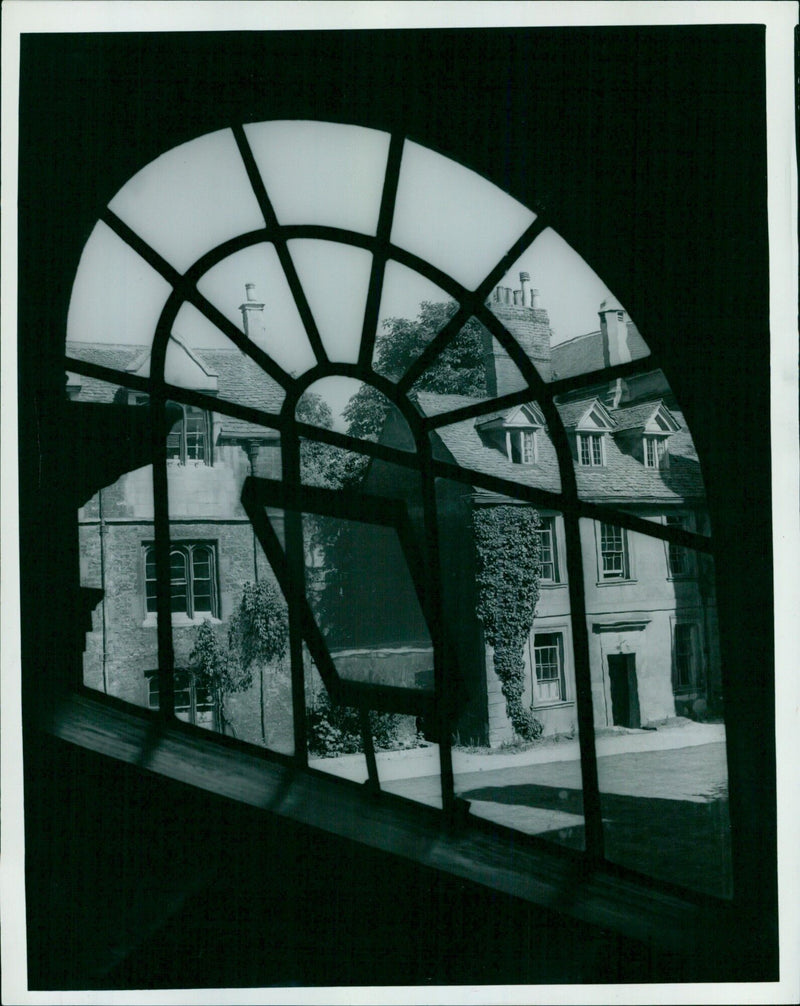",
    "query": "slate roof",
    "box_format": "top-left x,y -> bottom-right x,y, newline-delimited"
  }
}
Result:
66,341 -> 284,439
416,392 -> 563,494
413,391 -> 705,505
66,344 -> 142,404
550,325 -> 650,381
554,398 -> 614,430
67,342 -> 705,504
611,400 -> 679,432
666,410 -> 699,461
